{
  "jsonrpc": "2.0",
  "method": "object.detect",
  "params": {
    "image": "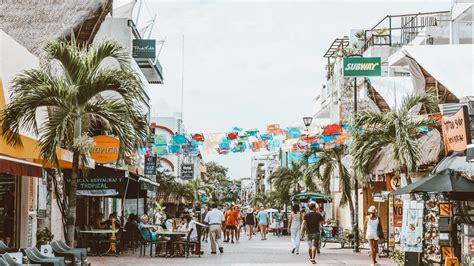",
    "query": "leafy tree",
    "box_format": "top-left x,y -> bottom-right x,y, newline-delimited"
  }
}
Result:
306,146 -> 354,224
0,38 -> 148,245
350,93 -> 439,184
269,160 -> 315,203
